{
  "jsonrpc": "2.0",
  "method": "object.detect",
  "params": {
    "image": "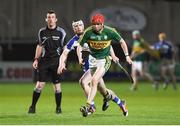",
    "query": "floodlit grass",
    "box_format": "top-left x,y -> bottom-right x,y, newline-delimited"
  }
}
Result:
0,82 -> 180,125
